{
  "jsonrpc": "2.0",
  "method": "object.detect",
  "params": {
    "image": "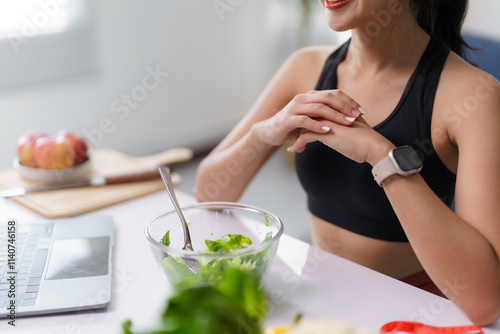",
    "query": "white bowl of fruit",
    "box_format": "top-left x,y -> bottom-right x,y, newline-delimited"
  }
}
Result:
14,130 -> 91,183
